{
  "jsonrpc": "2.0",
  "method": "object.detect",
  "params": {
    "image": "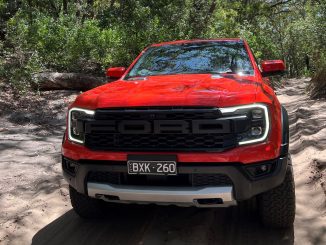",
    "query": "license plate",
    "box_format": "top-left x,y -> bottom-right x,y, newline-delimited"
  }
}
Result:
127,161 -> 177,175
